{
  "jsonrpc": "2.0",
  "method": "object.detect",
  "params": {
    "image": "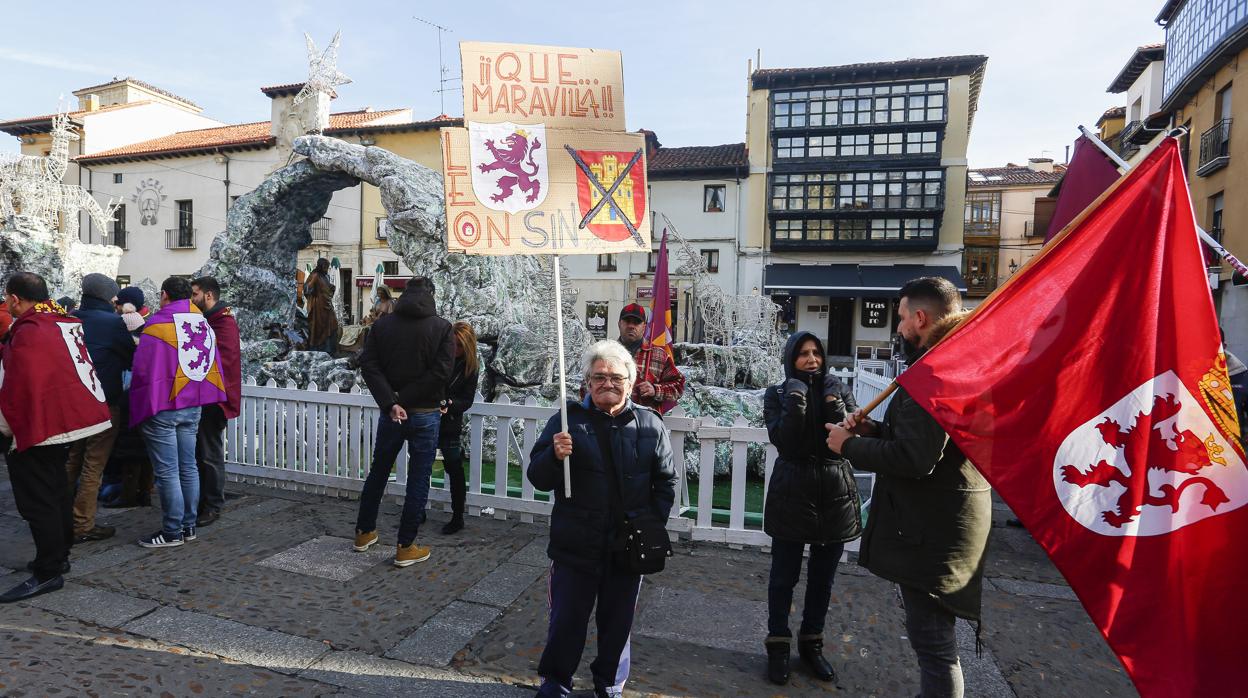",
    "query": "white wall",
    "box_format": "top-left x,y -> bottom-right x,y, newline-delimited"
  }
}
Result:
80,103 -> 222,156
1125,61 -> 1166,121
